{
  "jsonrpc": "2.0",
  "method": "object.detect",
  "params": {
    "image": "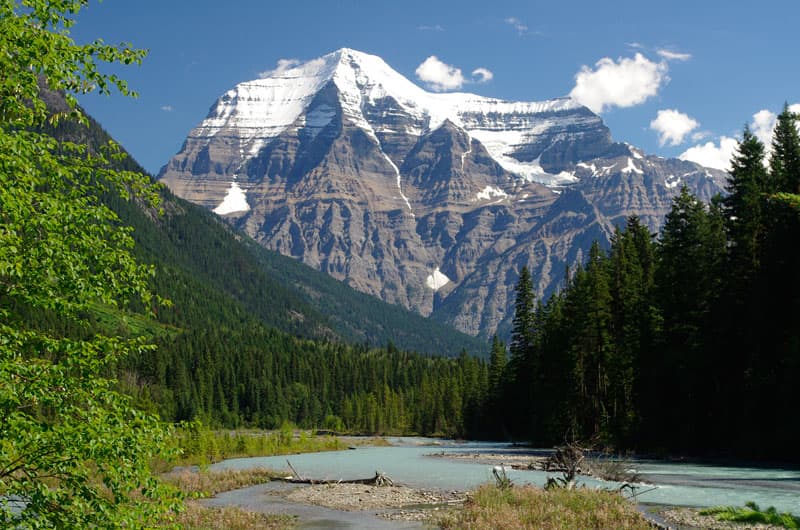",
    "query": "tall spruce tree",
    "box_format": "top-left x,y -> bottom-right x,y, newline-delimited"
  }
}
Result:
607,217 -> 656,445
725,127 -> 769,282
567,241 -> 613,440
755,105 -> 800,456
510,266 -> 536,362
769,104 -> 800,194
488,335 -> 507,404
506,266 -> 537,438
